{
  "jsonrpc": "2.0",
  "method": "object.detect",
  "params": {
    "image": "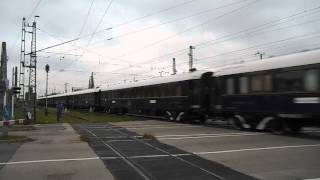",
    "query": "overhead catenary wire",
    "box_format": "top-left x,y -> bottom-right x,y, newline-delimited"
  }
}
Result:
105,0 -> 200,30
55,0 -> 250,54
116,0 -> 259,58
33,0 -> 320,92
101,0 -> 261,74
139,5 -> 320,65
162,31 -> 320,70
77,0 -> 96,37
108,31 -> 320,78
92,0 -> 252,44
9,0 -> 44,55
